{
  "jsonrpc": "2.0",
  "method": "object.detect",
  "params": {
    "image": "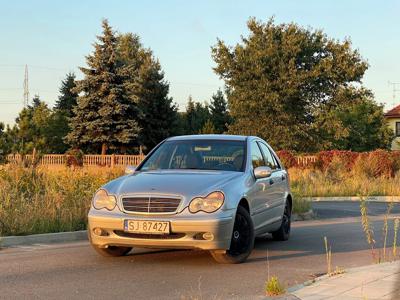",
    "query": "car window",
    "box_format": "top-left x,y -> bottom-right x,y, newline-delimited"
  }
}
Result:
139,140 -> 245,172
270,151 -> 281,169
258,142 -> 278,170
251,142 -> 264,168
